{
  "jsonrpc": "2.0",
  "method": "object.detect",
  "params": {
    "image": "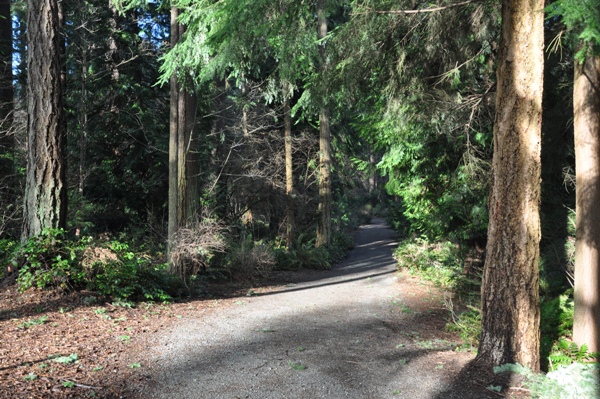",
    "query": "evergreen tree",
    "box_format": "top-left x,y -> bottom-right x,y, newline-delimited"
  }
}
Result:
477,0 -> 544,370
548,0 -> 600,353
22,0 -> 67,240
